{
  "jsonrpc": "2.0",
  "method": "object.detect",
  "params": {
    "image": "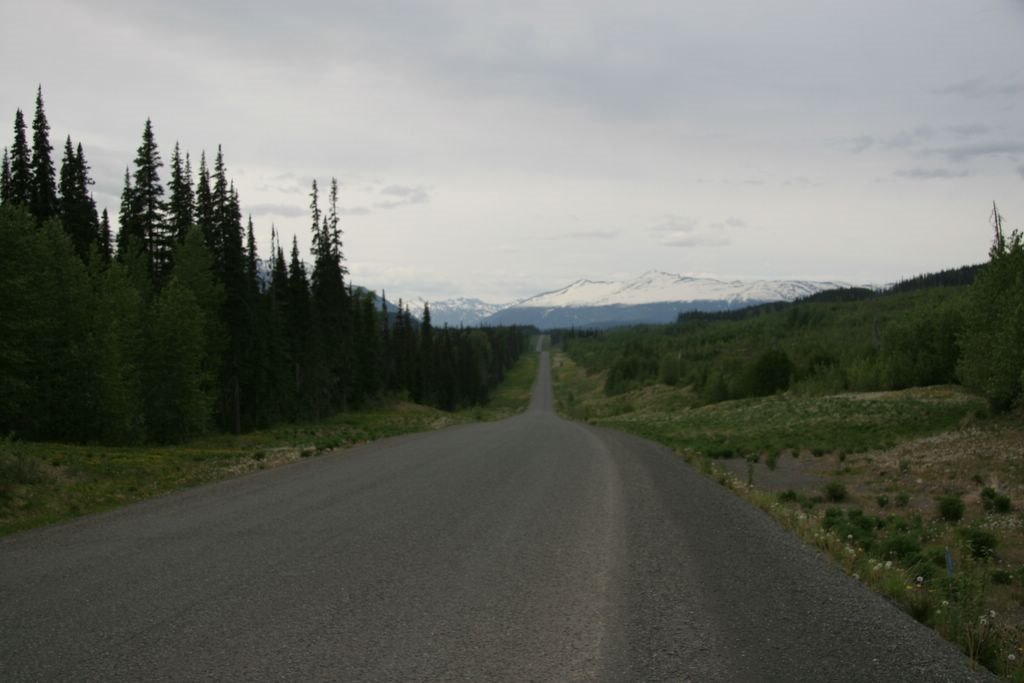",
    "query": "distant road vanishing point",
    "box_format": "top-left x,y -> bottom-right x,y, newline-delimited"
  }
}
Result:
0,353 -> 996,681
